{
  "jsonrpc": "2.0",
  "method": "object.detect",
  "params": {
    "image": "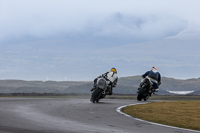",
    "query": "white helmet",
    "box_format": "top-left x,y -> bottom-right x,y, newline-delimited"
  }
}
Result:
151,66 -> 158,73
